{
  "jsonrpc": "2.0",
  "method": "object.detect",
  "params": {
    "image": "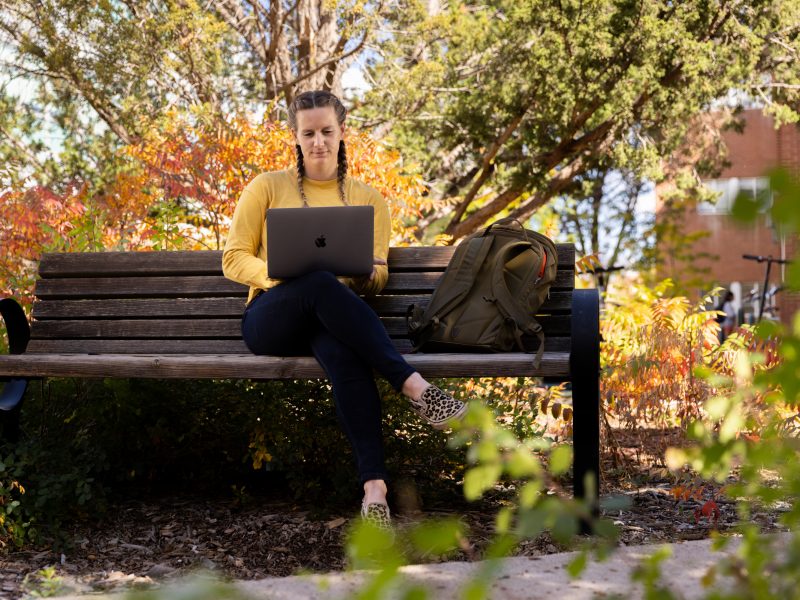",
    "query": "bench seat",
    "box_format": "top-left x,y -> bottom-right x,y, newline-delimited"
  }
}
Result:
0,351 -> 571,379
